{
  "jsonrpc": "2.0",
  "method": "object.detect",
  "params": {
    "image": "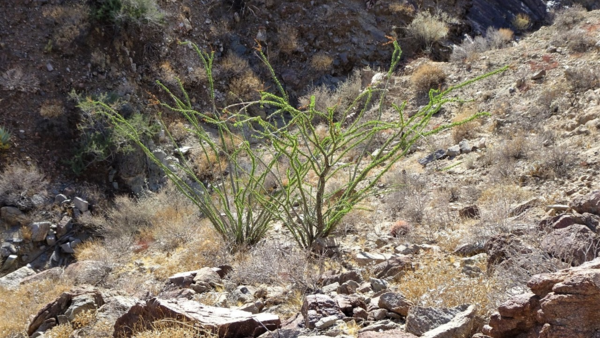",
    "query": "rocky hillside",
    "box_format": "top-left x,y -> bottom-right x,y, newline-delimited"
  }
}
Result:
1,1 -> 600,338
